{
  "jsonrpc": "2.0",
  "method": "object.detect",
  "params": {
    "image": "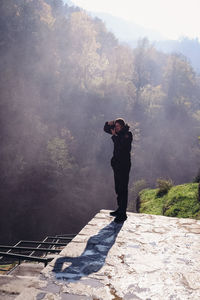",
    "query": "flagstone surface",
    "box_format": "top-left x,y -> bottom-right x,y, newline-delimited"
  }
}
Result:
15,210 -> 200,300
